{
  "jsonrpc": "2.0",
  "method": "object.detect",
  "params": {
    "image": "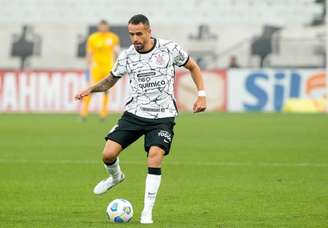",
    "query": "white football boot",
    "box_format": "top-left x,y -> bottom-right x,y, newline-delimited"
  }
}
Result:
140,210 -> 153,224
93,173 -> 125,195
